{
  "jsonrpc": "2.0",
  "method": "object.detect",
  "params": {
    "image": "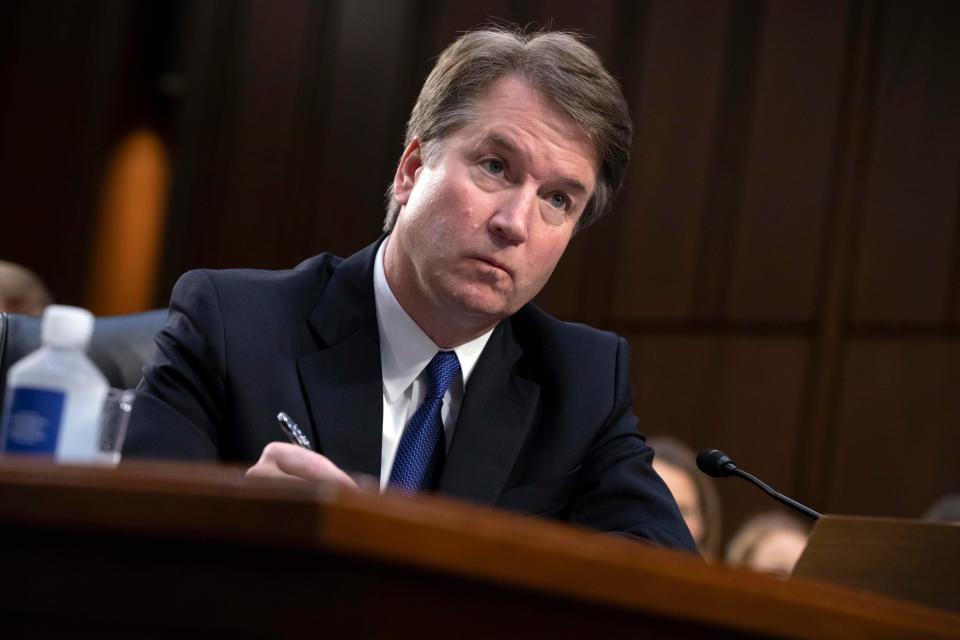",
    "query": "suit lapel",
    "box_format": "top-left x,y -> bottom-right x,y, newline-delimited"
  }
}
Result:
294,238 -> 540,496
296,242 -> 383,479
440,319 -> 540,505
